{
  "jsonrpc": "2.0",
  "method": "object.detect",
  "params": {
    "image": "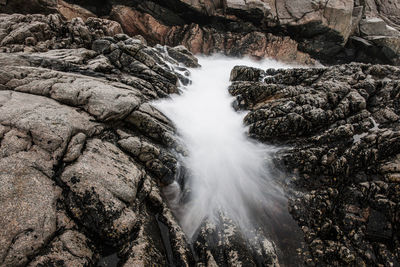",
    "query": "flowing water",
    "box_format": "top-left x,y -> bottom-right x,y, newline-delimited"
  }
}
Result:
154,55 -> 303,265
